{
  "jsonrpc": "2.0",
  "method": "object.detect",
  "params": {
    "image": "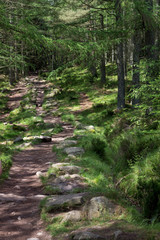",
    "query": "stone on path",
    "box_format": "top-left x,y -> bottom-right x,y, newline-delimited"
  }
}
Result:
57,140 -> 78,149
14,135 -> 52,143
63,147 -> 84,156
14,136 -> 23,143
67,154 -> 77,160
84,125 -> 95,131
37,136 -> 52,142
0,193 -> 26,202
17,142 -> 31,149
48,173 -> 88,194
61,210 -> 82,222
28,194 -> 47,200
71,231 -> 105,240
27,238 -> 39,240
52,162 -> 70,168
51,163 -> 82,175
45,193 -> 88,212
76,123 -> 95,131
23,135 -> 52,142
58,165 -> 82,174
36,171 -> 45,178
